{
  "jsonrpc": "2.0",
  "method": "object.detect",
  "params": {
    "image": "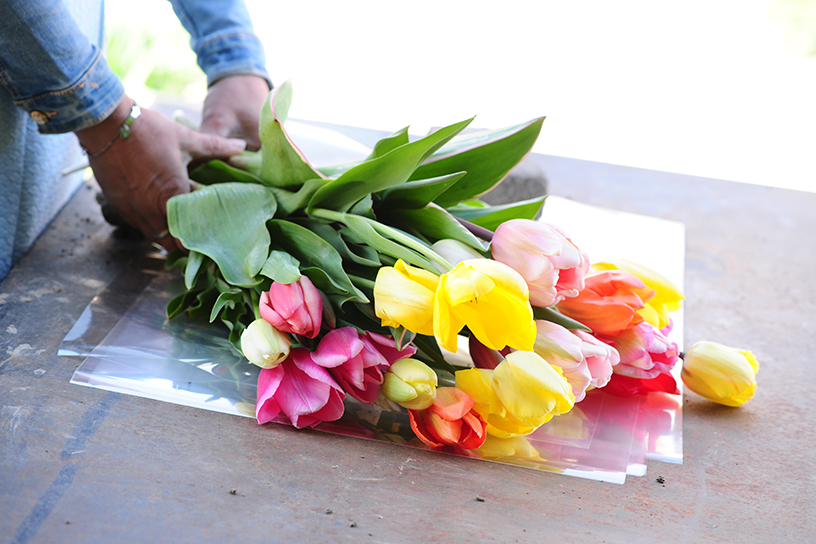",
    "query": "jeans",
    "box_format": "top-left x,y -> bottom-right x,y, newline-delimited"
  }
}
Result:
0,0 -> 270,281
